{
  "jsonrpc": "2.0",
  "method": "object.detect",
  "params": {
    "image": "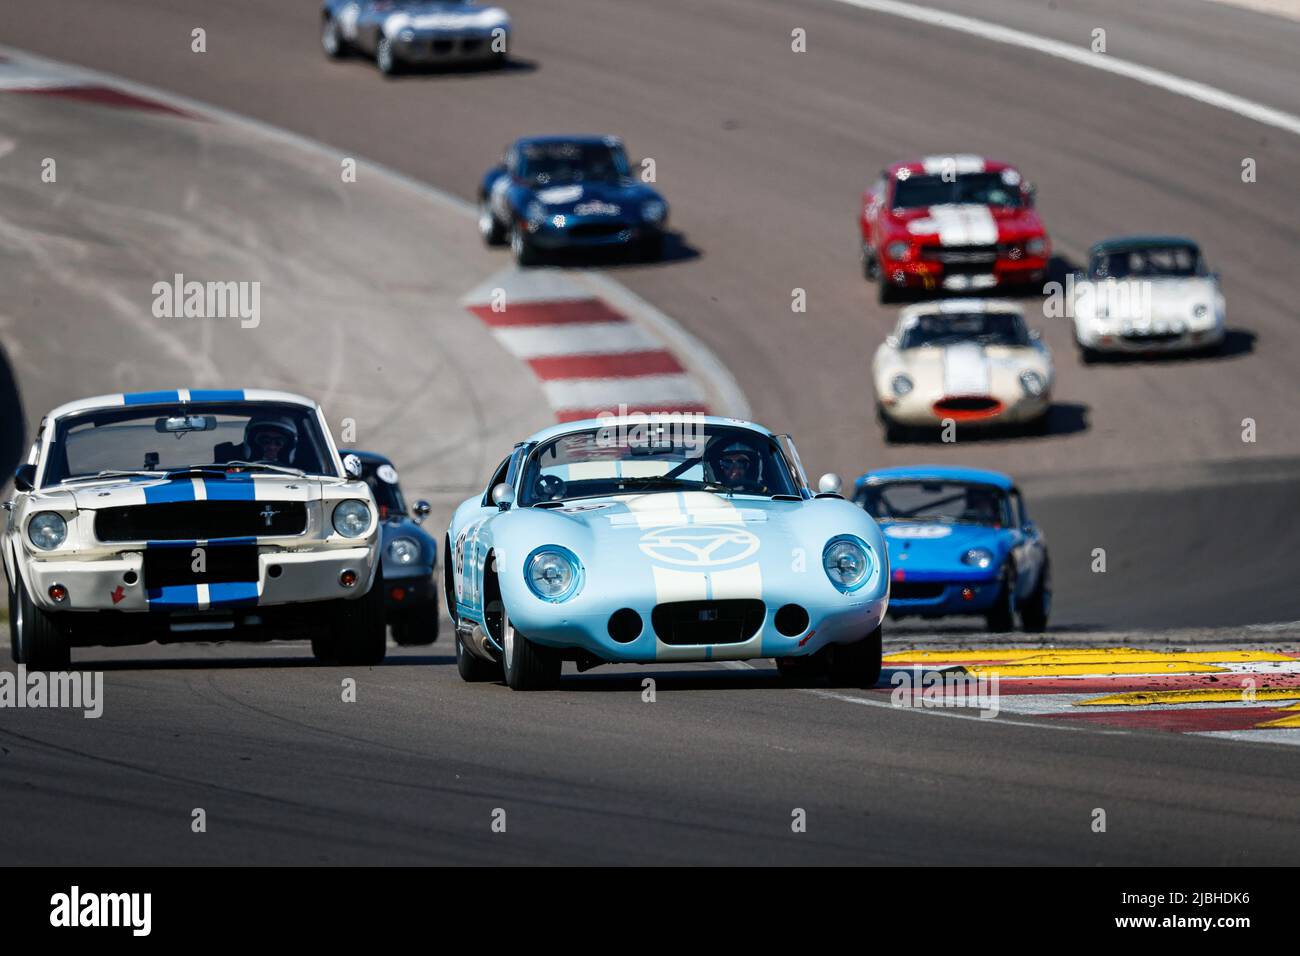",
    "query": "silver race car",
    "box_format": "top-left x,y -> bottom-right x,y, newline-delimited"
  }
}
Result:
322,0 -> 511,75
